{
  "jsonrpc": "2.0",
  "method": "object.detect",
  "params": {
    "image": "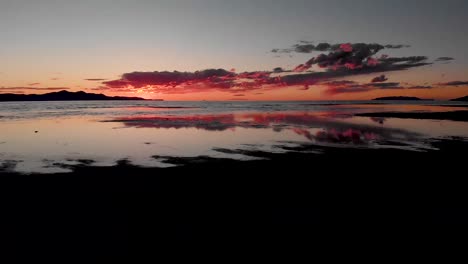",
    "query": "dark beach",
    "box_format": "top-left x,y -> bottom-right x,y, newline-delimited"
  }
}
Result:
2,135 -> 468,258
